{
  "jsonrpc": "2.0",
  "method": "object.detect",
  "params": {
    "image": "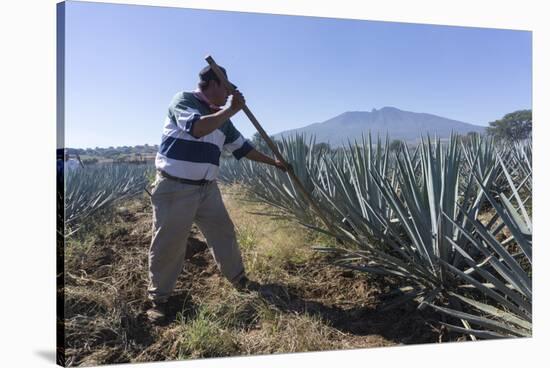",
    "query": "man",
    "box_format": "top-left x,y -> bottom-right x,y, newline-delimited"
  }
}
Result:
146,64 -> 287,323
